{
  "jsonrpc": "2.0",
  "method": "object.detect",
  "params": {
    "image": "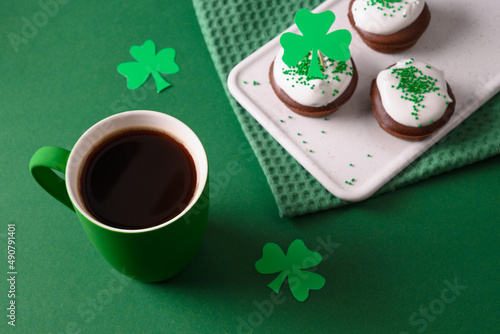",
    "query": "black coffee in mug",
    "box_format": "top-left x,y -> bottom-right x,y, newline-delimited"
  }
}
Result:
80,128 -> 197,230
